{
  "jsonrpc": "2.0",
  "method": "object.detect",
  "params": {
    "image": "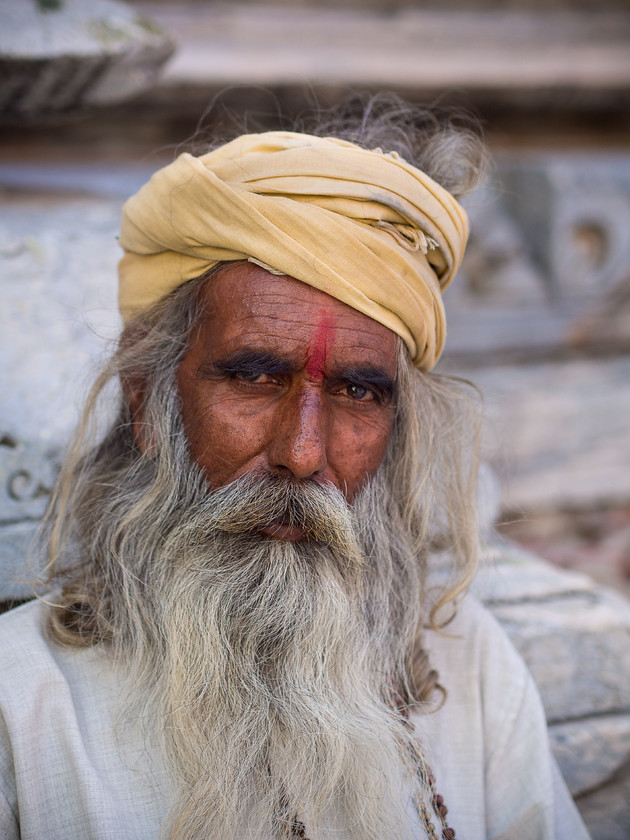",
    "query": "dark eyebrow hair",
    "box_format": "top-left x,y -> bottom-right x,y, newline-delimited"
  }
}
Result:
200,350 -> 396,403
202,348 -> 296,378
331,366 -> 397,404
